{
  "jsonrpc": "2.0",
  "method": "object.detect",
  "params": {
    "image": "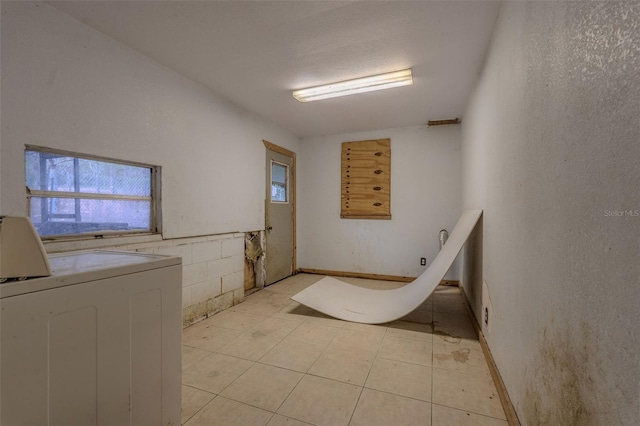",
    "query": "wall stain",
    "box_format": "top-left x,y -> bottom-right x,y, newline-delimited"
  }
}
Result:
523,322 -> 614,426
